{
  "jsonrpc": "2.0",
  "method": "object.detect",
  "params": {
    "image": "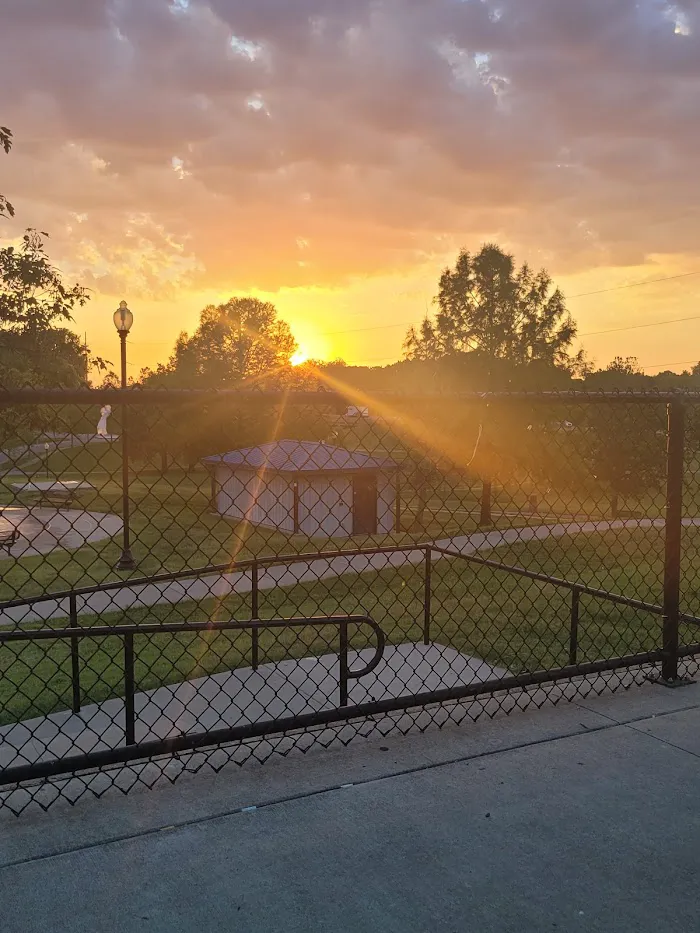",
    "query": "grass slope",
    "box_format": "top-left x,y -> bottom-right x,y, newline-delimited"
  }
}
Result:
4,528 -> 697,725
